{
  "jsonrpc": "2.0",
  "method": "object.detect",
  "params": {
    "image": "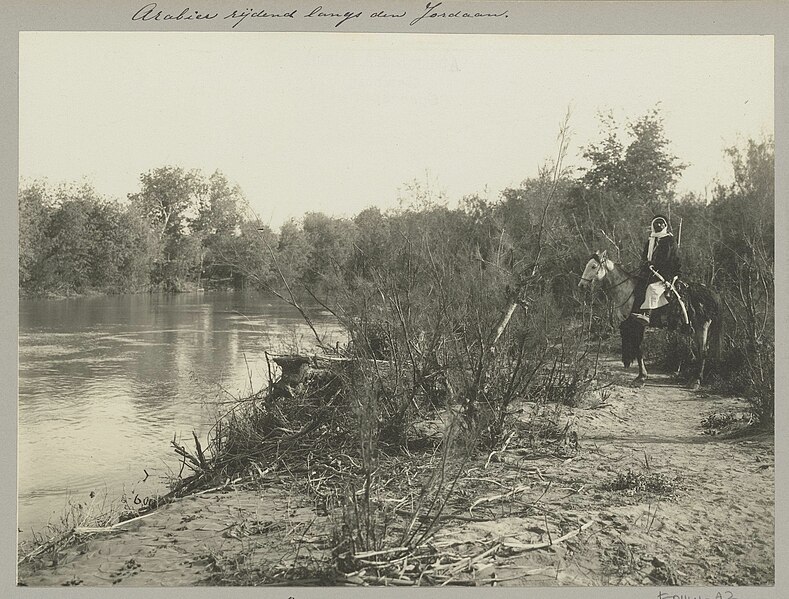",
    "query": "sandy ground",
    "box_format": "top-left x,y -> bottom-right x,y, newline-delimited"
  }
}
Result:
18,359 -> 774,587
